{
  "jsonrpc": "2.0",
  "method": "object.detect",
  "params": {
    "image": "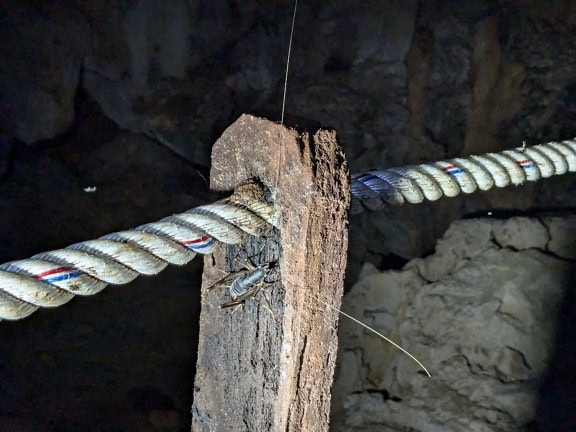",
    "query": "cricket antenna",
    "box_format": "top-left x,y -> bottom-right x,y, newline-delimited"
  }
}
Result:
275,0 -> 298,190
302,289 -> 432,378
281,0 -> 298,127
